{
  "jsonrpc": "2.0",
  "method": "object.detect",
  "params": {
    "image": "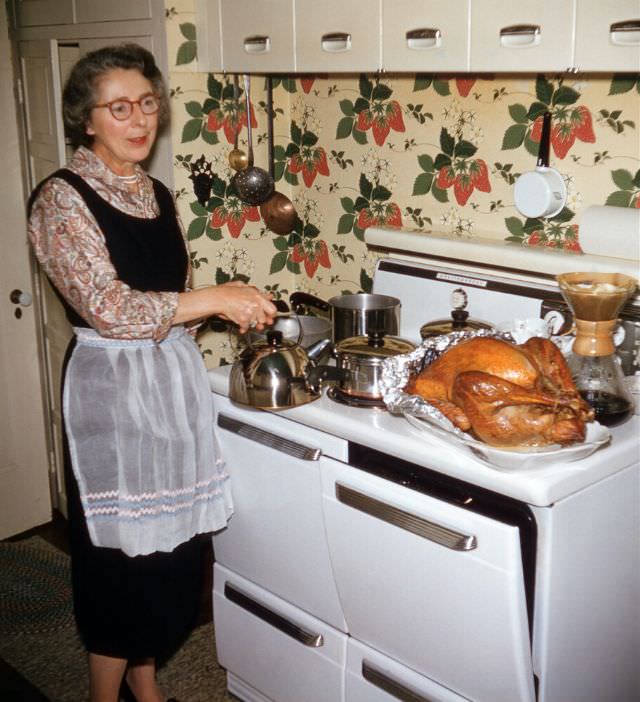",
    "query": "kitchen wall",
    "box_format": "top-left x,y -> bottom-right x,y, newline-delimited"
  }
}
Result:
165,1 -> 640,366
